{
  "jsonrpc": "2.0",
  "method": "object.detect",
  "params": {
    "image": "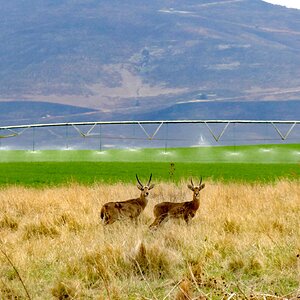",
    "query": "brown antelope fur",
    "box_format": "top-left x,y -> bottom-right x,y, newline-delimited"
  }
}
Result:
100,174 -> 155,225
149,177 -> 205,229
